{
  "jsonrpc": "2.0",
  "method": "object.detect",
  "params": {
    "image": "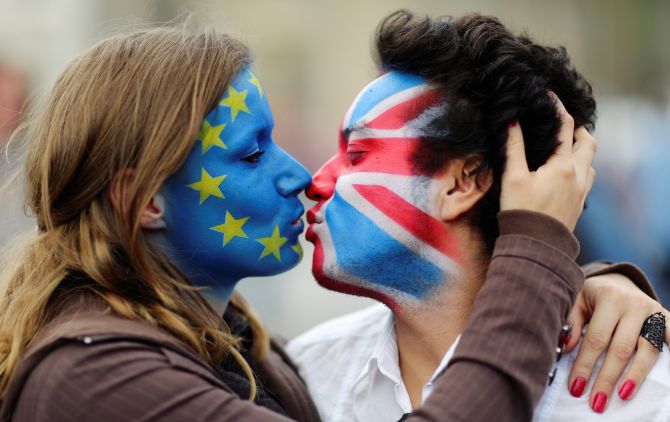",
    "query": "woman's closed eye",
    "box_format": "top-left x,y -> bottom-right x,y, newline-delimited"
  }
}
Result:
242,149 -> 265,163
